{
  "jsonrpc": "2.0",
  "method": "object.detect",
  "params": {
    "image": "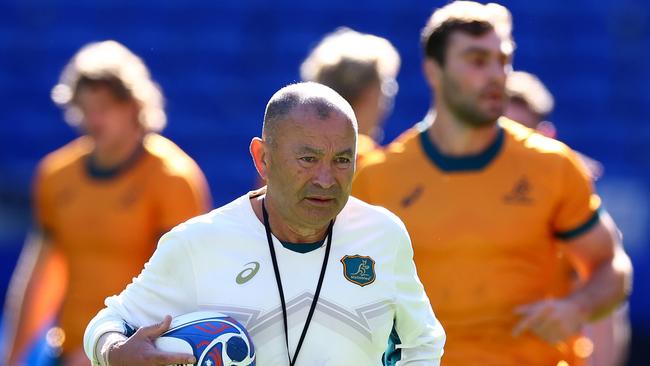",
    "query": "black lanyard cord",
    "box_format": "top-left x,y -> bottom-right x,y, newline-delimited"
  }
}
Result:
262,199 -> 333,366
